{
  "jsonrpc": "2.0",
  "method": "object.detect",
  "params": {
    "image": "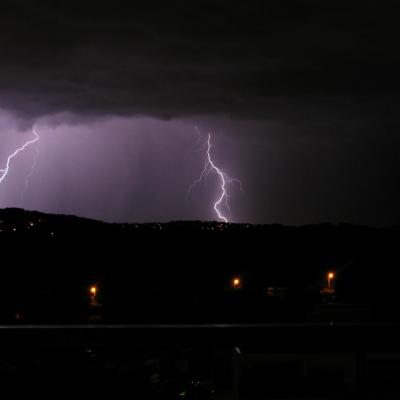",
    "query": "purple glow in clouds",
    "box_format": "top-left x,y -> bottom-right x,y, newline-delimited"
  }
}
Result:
0,115 -> 245,223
